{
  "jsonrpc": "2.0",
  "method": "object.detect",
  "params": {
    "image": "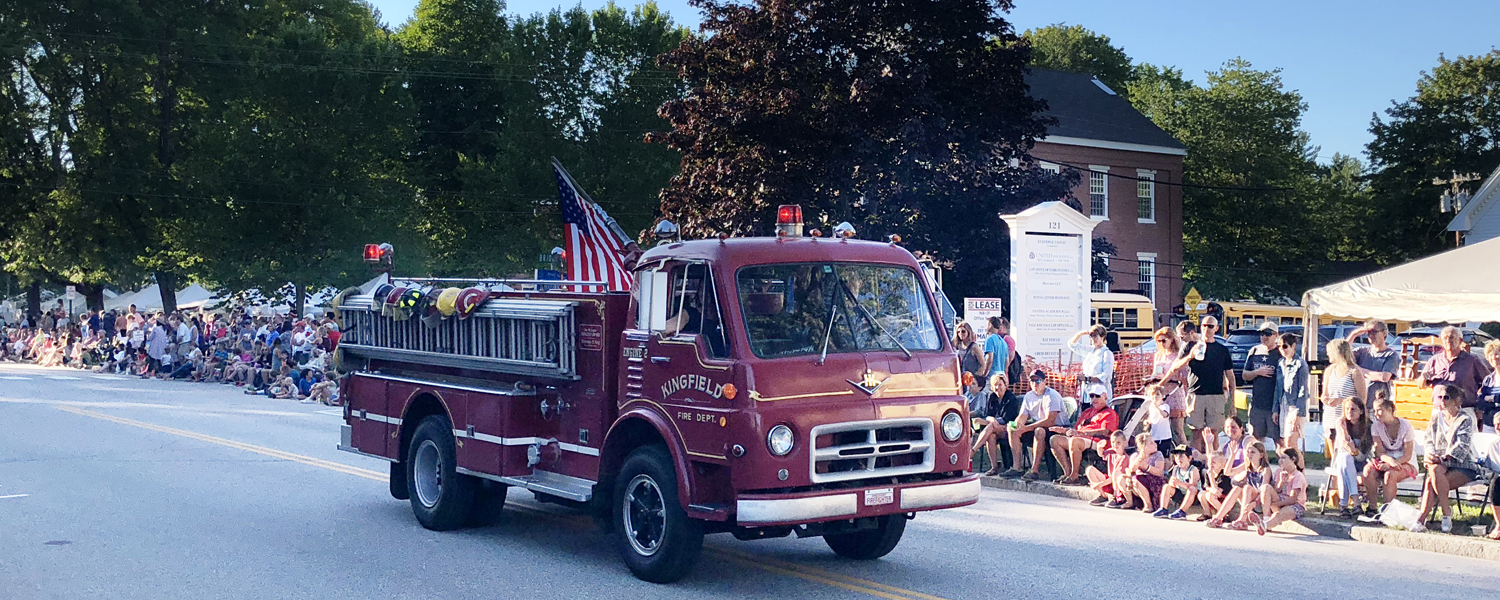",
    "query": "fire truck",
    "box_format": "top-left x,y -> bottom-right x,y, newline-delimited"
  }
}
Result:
334,212 -> 980,582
